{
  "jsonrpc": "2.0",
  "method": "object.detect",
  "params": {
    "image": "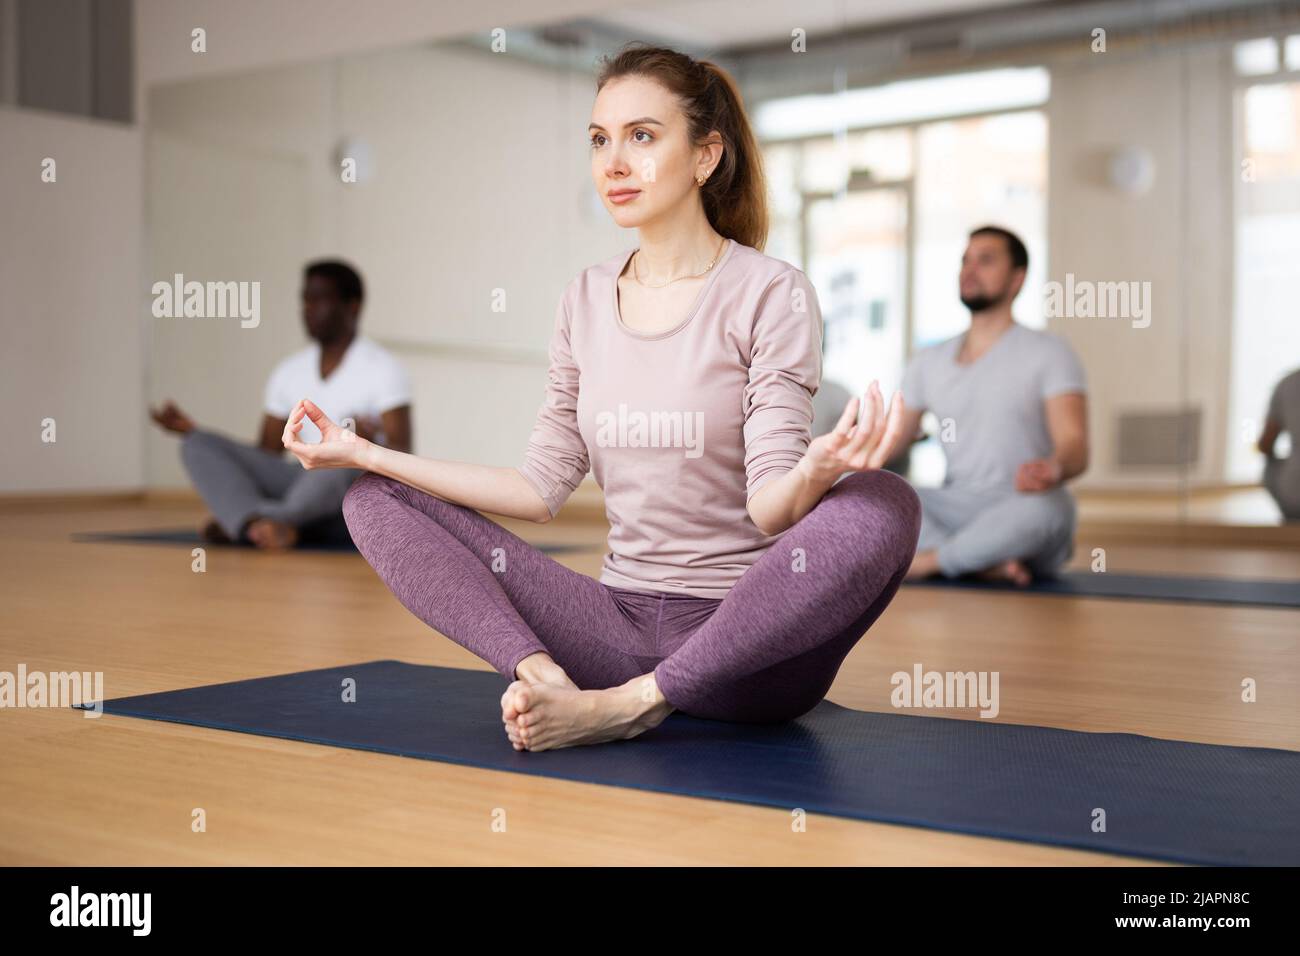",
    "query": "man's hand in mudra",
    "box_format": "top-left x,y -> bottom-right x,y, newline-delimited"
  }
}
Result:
802,380 -> 907,484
